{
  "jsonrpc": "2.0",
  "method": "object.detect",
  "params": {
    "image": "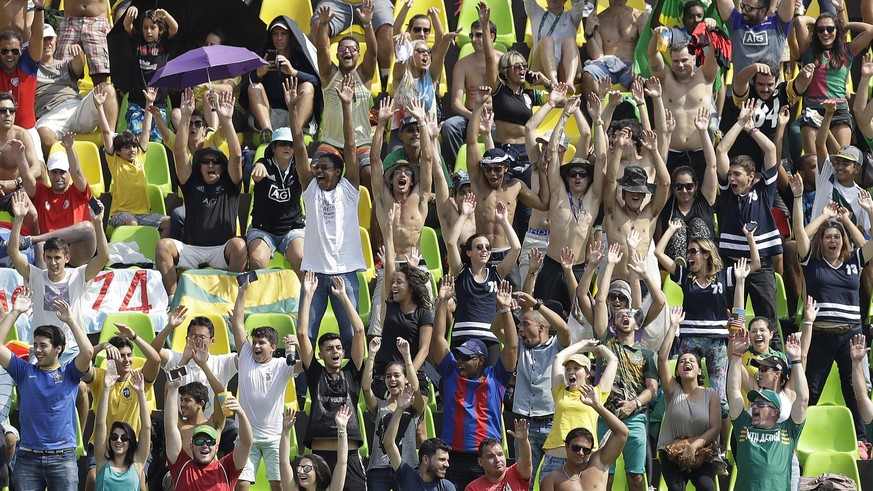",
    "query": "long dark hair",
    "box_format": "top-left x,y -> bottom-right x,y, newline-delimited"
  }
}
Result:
292,454 -> 332,490
810,13 -> 846,70
105,422 -> 138,469
461,233 -> 489,266
388,265 -> 433,310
